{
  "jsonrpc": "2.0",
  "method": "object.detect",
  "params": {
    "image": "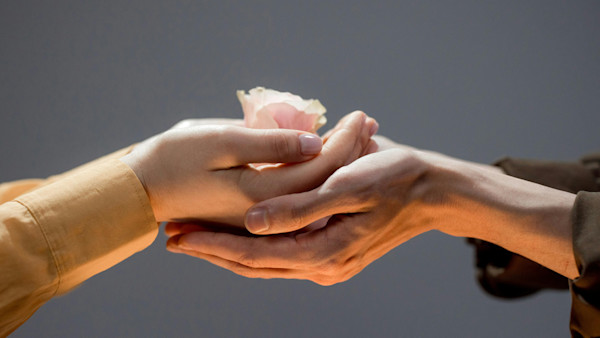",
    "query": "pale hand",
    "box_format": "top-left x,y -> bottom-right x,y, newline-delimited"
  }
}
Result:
121,112 -> 377,225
